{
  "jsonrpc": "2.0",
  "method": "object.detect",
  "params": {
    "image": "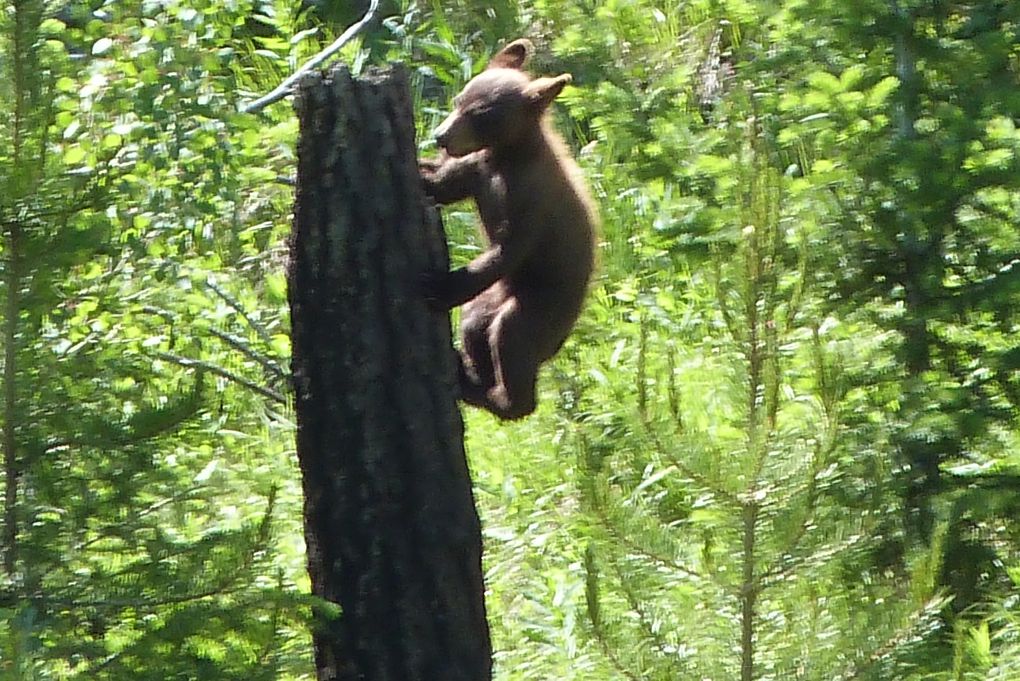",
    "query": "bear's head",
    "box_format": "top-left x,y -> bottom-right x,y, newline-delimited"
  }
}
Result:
433,39 -> 572,157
